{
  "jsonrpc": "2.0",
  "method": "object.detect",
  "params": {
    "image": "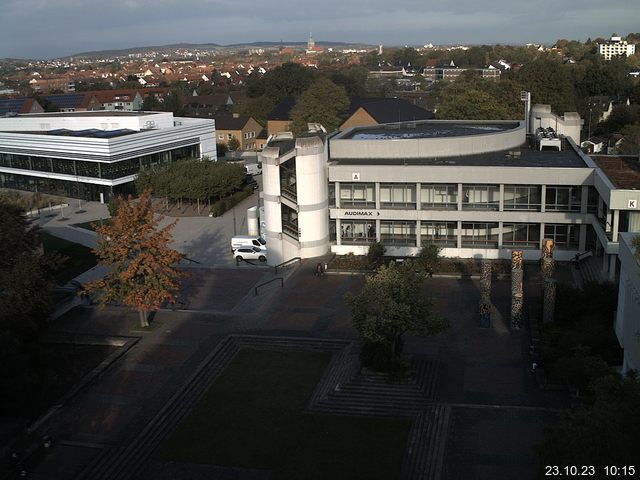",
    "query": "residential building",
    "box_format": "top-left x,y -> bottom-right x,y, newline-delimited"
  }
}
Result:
598,36 -> 636,60
259,109 -> 640,282
39,92 -> 102,112
340,98 -> 435,130
181,94 -> 234,118
266,97 -> 296,136
93,89 -> 144,111
215,114 -> 263,151
0,97 -> 44,116
0,111 -> 216,202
